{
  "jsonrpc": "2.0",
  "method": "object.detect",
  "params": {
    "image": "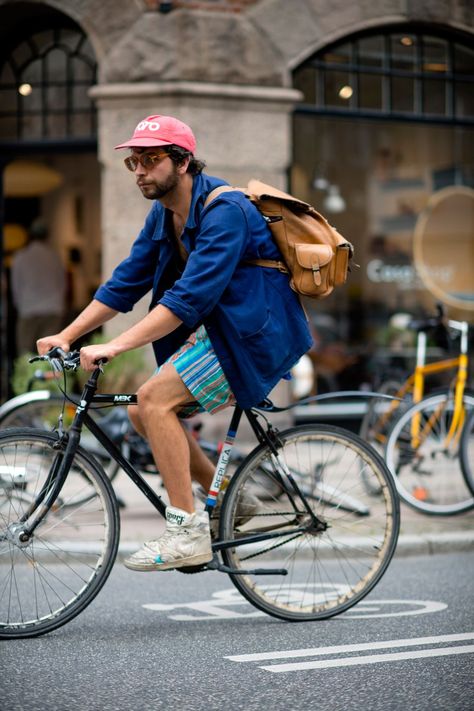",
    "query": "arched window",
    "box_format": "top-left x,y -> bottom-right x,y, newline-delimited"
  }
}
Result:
0,25 -> 97,141
293,27 -> 474,124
